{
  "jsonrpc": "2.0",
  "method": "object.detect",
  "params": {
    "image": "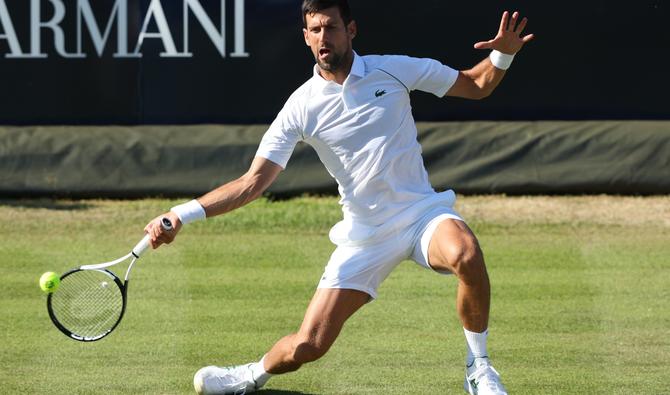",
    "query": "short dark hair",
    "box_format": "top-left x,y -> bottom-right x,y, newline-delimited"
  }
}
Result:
302,0 -> 352,27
